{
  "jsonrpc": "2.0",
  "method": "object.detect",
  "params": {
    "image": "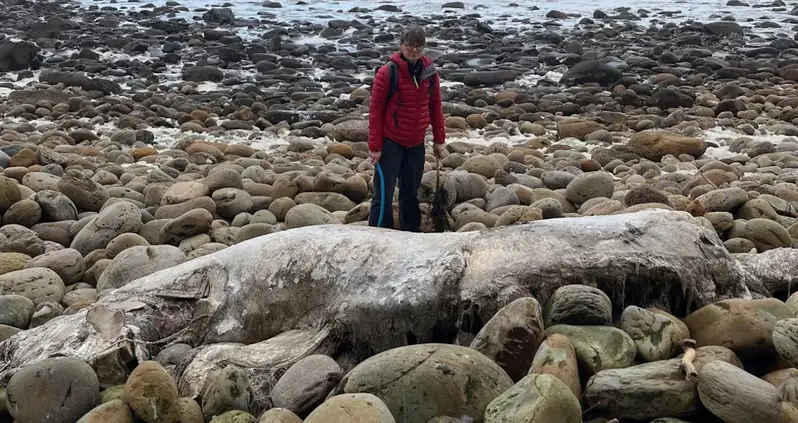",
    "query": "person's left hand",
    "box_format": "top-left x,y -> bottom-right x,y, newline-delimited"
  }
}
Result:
433,142 -> 446,158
